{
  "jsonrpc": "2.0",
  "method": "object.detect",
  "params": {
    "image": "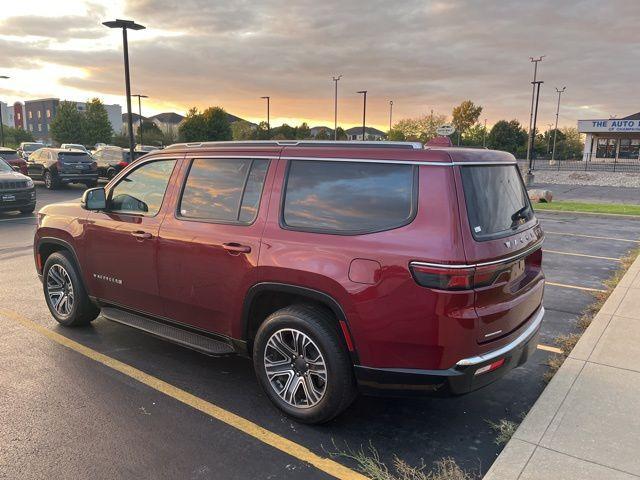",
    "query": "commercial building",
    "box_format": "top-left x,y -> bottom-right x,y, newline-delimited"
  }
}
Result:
578,112 -> 640,162
344,126 -> 386,141
0,101 -> 16,128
